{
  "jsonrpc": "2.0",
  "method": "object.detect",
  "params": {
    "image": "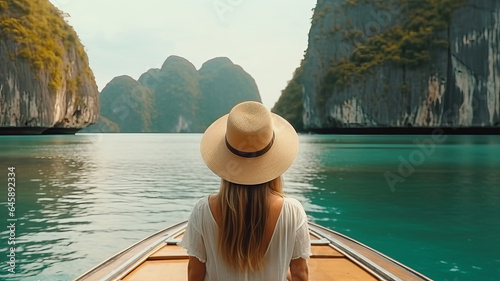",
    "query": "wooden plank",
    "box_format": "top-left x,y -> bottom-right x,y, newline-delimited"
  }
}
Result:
122,260 -> 187,281
311,245 -> 344,258
151,241 -> 343,259
124,258 -> 376,281
111,243 -> 168,281
155,236 -> 343,259
309,223 -> 432,281
310,233 -> 320,240
149,245 -> 188,260
123,258 -> 377,281
308,258 -> 379,281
